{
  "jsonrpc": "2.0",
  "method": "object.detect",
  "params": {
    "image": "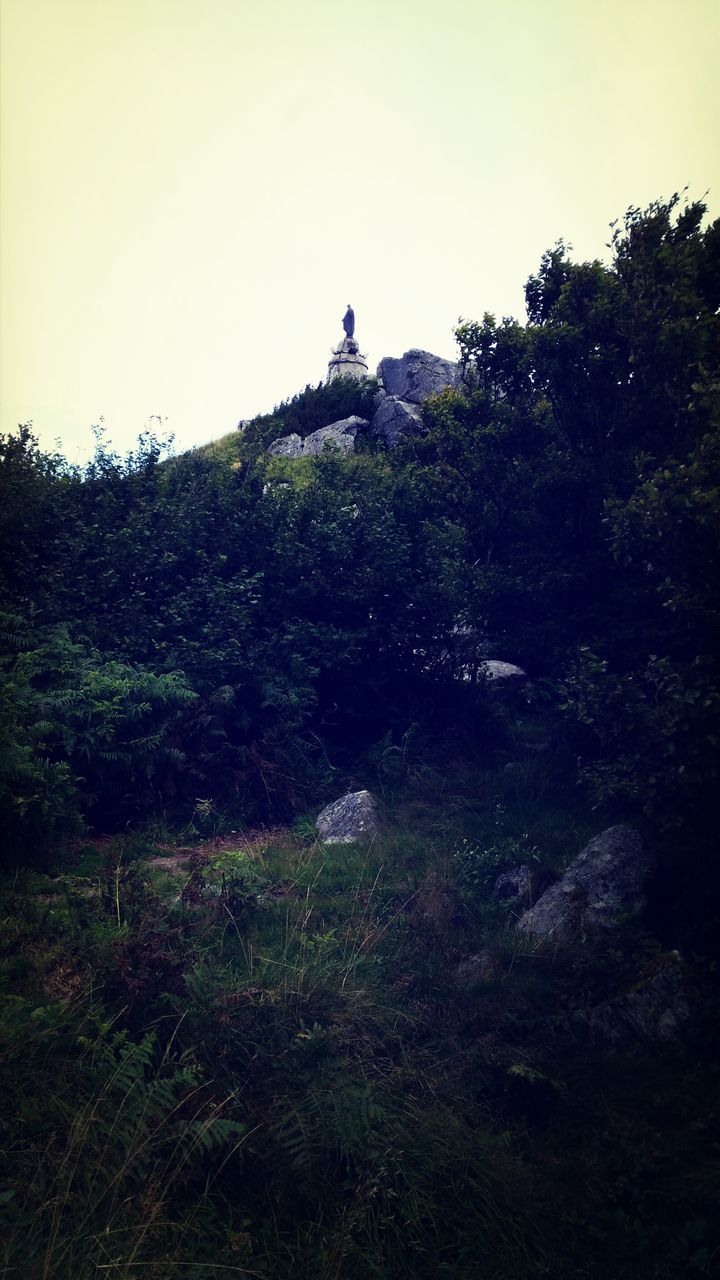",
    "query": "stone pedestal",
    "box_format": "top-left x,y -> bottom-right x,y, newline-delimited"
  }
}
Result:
327,335 -> 368,384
